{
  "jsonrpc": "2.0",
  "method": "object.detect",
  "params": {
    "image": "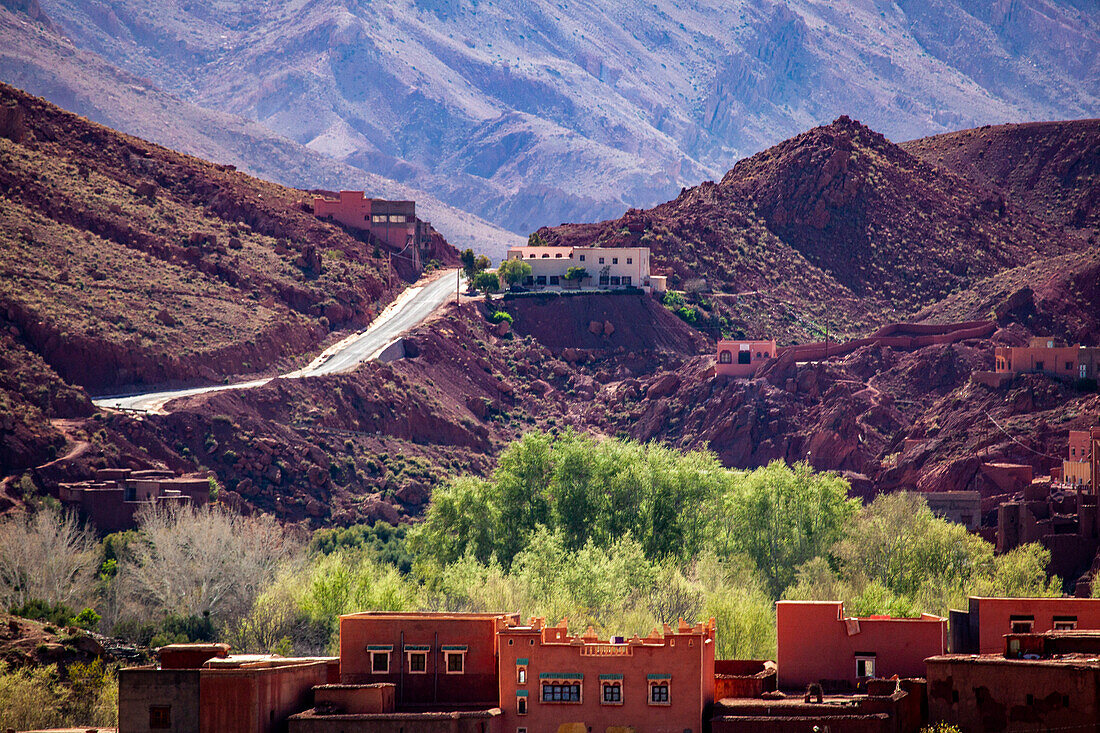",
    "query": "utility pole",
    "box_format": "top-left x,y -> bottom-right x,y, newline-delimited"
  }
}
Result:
387,252 -> 392,286
824,321 -> 829,360
456,268 -> 460,306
